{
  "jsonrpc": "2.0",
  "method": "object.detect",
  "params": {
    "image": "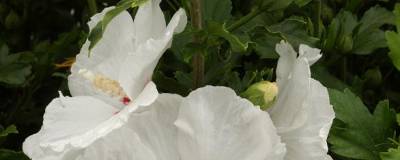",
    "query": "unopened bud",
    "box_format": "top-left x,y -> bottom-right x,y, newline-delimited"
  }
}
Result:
241,81 -> 278,110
